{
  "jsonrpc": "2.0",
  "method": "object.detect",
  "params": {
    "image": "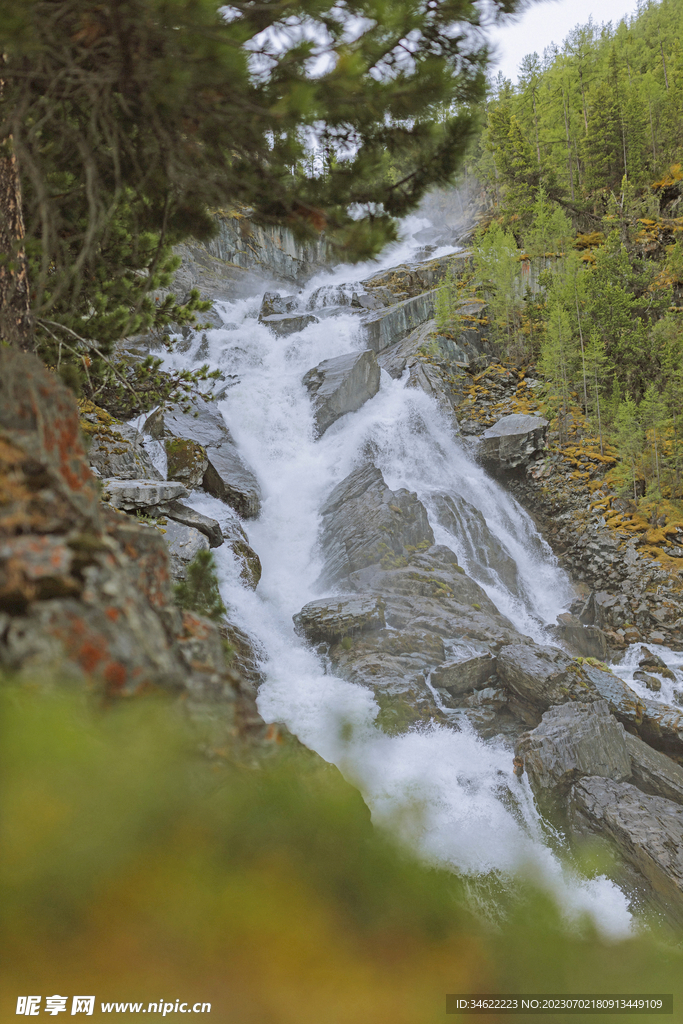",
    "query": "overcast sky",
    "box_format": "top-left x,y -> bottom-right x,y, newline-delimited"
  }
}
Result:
488,0 -> 643,82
